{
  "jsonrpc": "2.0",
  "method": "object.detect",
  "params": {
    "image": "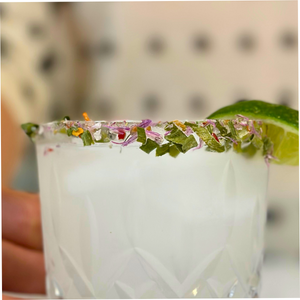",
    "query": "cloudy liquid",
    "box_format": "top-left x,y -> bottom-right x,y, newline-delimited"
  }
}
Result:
36,142 -> 268,298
